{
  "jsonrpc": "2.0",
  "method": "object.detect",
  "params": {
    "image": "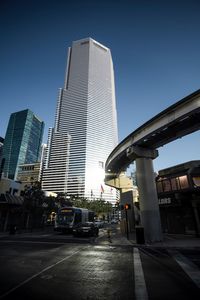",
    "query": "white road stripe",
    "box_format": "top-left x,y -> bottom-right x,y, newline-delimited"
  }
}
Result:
0,240 -> 68,245
168,249 -> 200,288
133,248 -> 149,300
0,248 -> 81,299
